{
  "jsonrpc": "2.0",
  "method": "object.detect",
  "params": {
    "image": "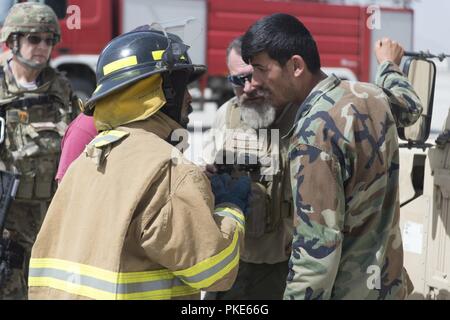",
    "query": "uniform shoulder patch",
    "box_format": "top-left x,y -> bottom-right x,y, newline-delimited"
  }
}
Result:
89,130 -> 130,148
